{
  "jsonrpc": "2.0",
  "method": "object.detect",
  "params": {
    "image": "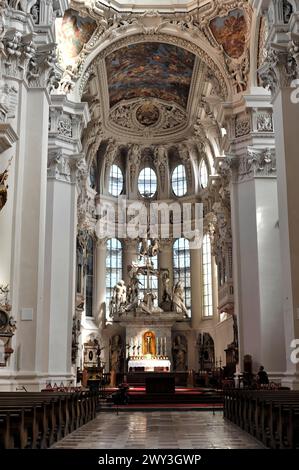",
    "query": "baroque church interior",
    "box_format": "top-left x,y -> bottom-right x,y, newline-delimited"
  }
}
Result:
0,0 -> 299,452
